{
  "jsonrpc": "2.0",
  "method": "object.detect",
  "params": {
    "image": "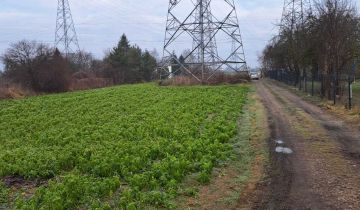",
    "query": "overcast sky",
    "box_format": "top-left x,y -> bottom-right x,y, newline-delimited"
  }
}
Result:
1,0 -> 355,69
